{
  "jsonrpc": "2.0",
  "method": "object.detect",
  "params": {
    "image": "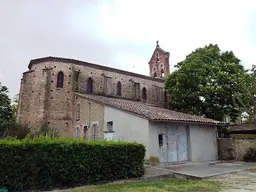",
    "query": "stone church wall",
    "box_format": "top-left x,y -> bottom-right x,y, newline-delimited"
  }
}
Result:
18,61 -> 74,136
17,59 -> 169,136
71,63 -> 166,107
